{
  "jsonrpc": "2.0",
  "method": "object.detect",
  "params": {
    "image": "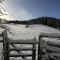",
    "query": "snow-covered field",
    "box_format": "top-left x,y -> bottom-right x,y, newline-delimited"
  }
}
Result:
0,24 -> 60,60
